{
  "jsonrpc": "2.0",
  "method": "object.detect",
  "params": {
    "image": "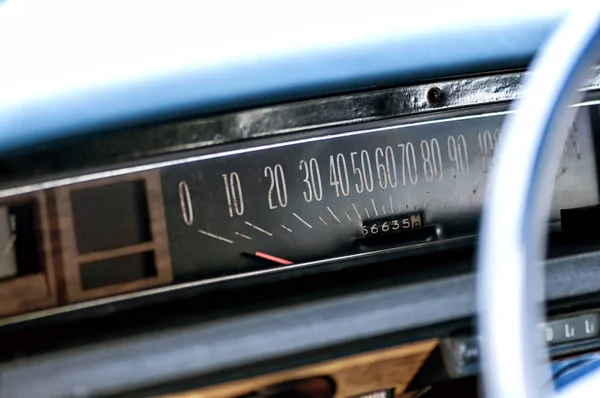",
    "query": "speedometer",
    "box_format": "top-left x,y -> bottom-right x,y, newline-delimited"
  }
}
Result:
161,108 -> 598,281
